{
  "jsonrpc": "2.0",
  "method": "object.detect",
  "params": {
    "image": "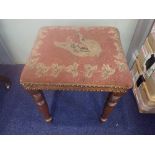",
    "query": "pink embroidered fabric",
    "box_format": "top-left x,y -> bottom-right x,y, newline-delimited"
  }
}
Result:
20,26 -> 132,89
